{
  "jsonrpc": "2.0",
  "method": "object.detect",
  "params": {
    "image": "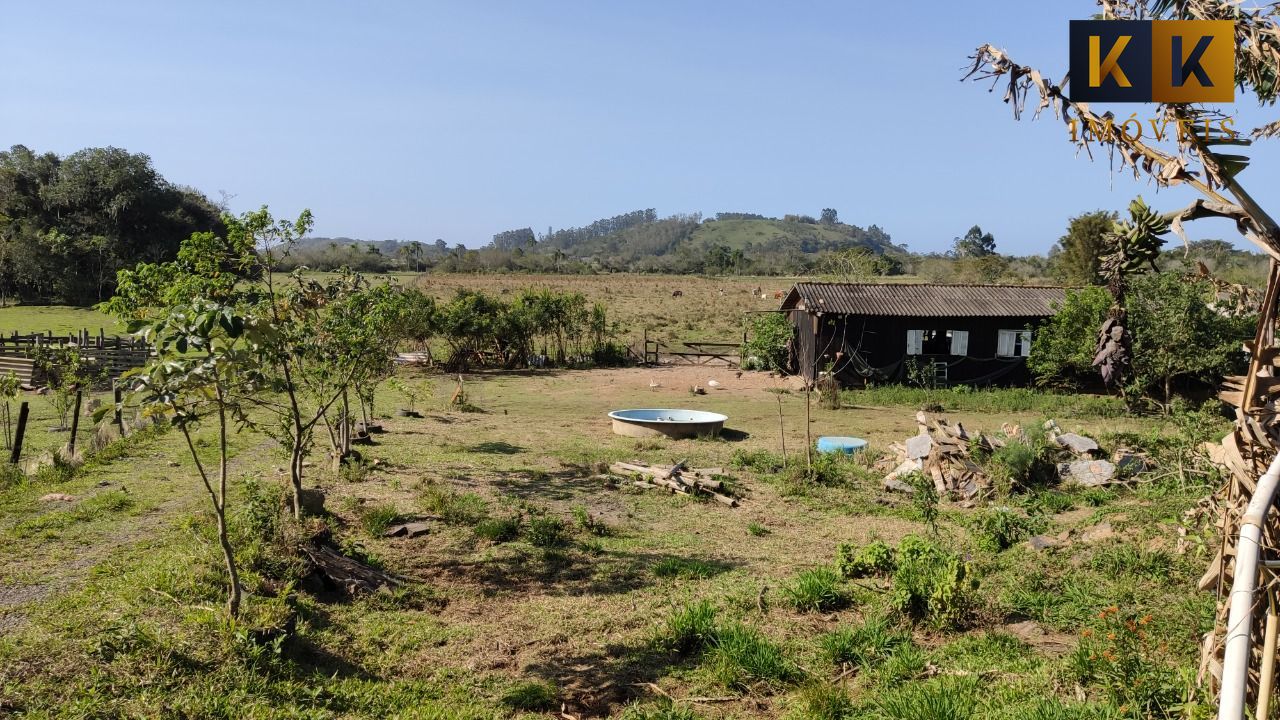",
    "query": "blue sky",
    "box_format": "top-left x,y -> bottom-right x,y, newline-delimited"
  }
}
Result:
5,1 -> 1278,255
